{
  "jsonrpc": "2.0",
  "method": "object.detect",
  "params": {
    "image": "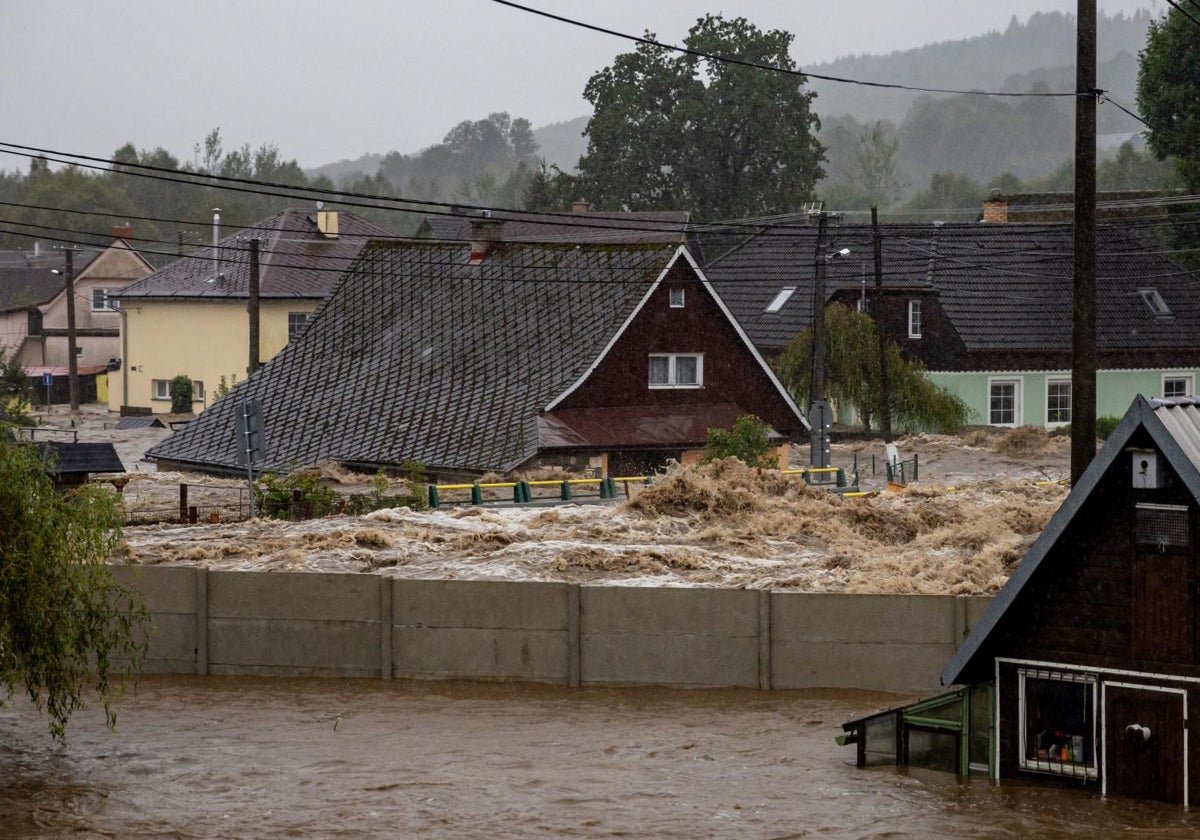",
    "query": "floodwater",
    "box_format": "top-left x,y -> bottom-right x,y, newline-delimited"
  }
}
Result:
2,677 -> 1198,839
